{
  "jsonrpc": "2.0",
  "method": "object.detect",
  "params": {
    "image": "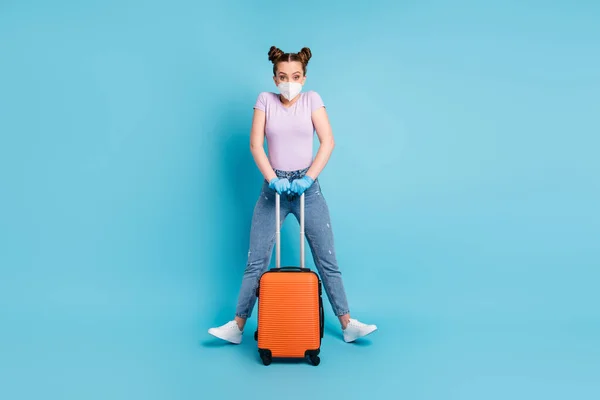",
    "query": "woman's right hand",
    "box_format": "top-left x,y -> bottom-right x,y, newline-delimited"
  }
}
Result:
269,177 -> 291,195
